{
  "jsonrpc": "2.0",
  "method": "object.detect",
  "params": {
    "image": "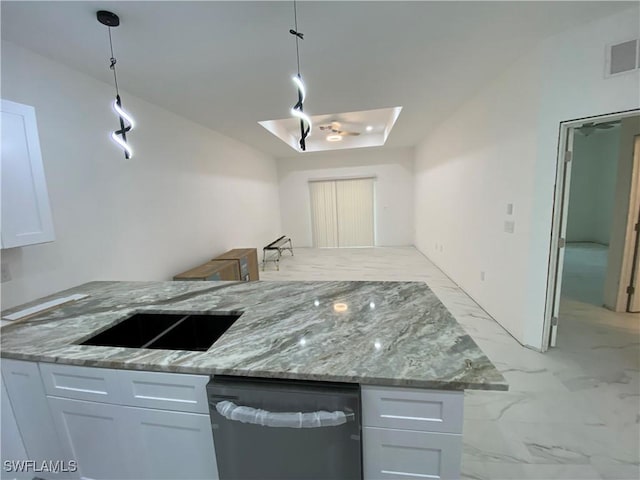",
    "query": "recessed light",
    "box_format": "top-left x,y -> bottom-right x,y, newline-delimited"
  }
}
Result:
366,125 -> 373,132
327,134 -> 342,142
333,302 -> 348,312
